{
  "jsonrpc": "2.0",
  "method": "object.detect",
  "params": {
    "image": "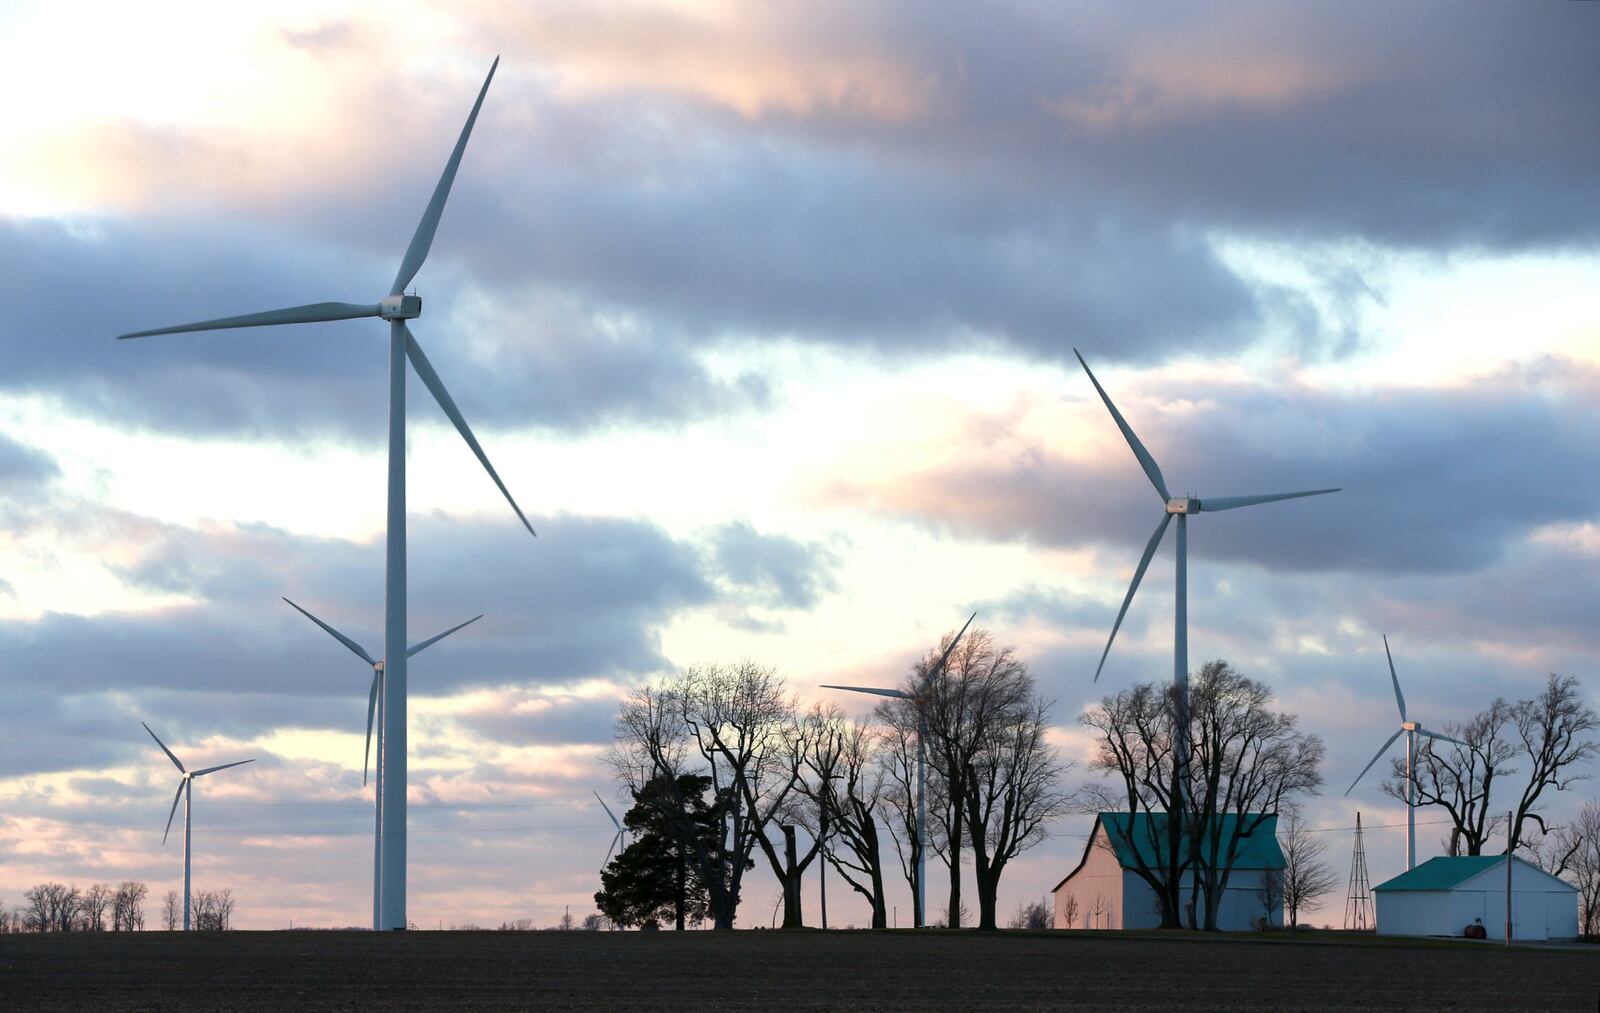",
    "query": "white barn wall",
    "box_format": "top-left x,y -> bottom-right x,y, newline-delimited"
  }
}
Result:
1053,824 -> 1287,931
1376,859 -> 1578,940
